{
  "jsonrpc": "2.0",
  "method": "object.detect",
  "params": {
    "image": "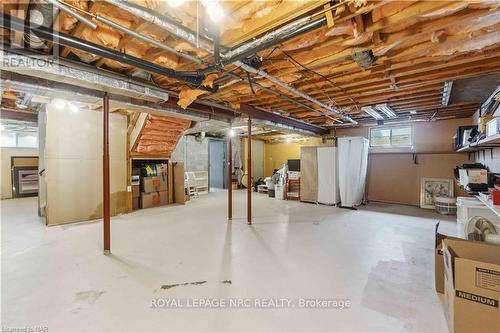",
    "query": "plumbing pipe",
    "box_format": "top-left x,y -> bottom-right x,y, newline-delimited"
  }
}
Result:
94,15 -> 204,65
45,0 -> 97,30
1,14 -> 214,89
104,0 -> 356,123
